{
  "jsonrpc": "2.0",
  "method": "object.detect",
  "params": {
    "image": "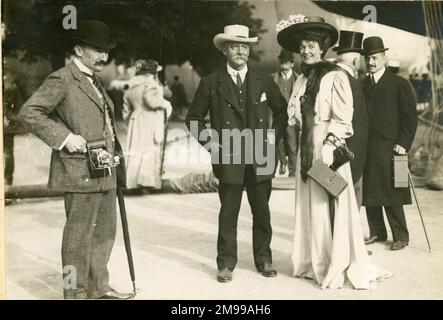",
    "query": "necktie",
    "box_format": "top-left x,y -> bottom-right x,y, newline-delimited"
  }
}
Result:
83,72 -> 115,140
236,72 -> 243,88
370,74 -> 376,87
